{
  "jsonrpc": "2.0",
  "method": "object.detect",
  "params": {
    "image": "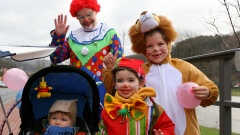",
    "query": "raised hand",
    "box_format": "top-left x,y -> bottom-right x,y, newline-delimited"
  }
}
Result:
54,14 -> 70,36
103,50 -> 119,70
